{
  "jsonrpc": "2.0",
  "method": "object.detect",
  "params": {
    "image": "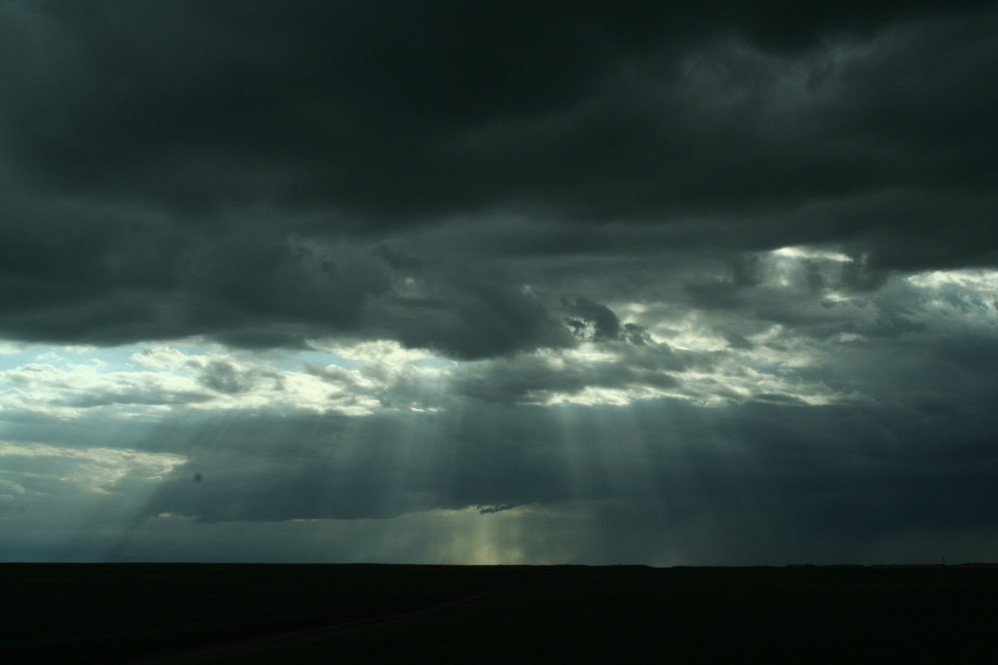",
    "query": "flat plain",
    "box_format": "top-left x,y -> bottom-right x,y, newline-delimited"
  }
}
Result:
4,563 -> 997,663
